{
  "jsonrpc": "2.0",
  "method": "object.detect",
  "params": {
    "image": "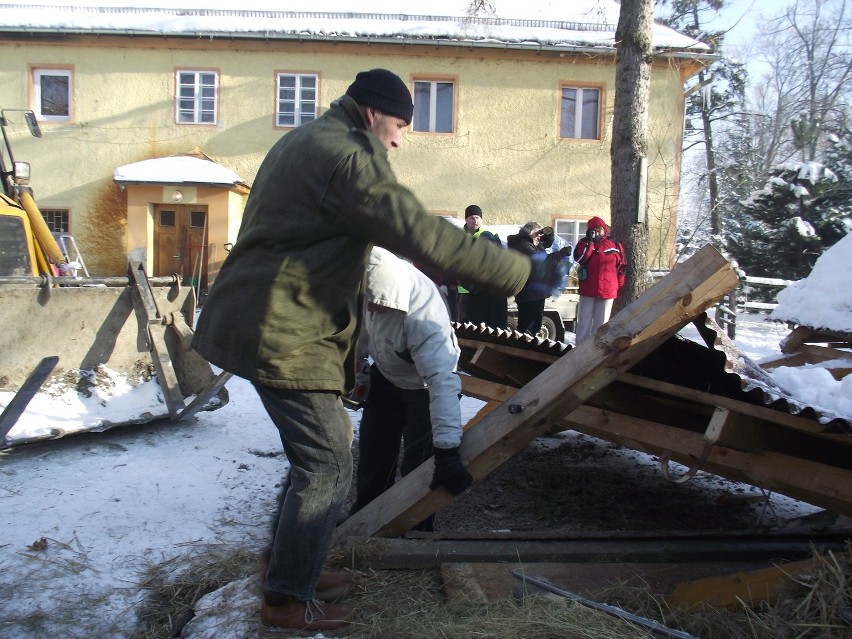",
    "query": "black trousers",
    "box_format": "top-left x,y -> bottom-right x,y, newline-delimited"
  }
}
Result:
516,298 -> 546,336
350,364 -> 435,531
460,292 -> 508,328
